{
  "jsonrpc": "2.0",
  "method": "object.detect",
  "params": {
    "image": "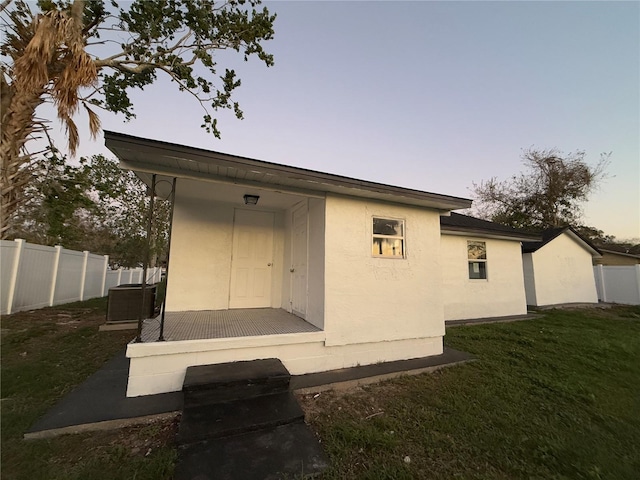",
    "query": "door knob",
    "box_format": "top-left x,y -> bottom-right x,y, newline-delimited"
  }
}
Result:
267,263 -> 273,266
290,268 -> 295,273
